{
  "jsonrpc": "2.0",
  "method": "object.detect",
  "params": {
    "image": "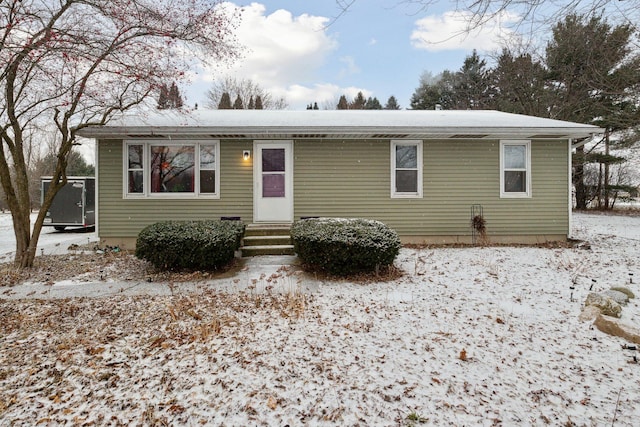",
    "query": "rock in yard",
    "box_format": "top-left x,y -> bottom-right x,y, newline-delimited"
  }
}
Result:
578,305 -> 601,322
584,293 -> 622,318
603,290 -> 630,306
593,314 -> 640,345
610,286 -> 635,299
